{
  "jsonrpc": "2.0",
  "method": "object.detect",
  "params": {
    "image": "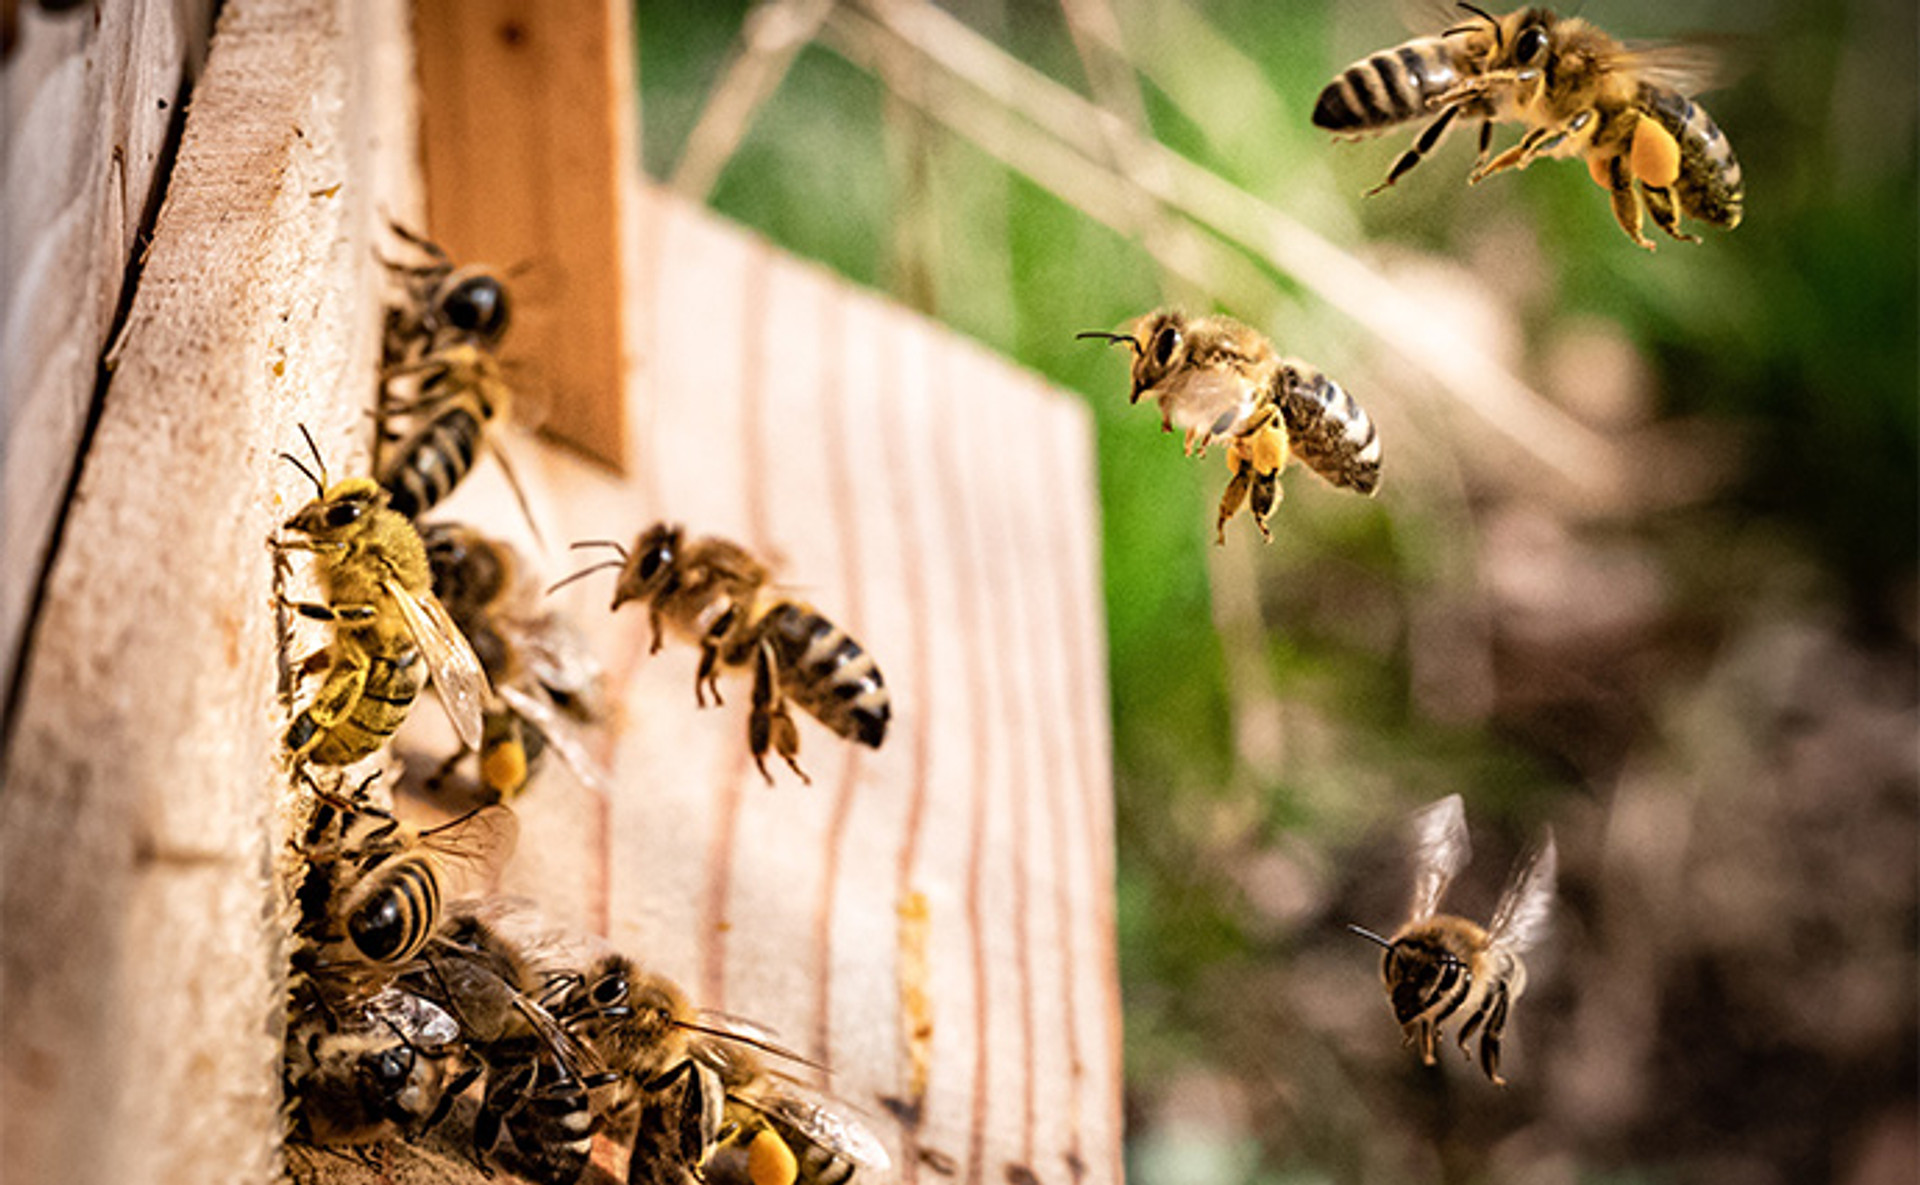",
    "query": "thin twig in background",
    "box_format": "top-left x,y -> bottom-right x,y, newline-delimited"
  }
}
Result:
669,0 -> 839,201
